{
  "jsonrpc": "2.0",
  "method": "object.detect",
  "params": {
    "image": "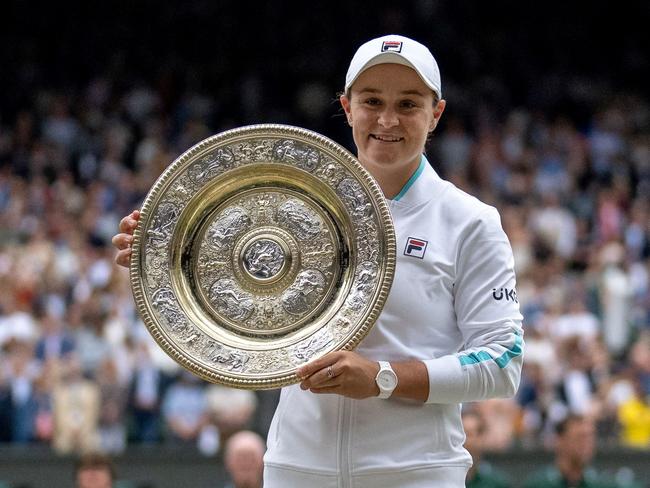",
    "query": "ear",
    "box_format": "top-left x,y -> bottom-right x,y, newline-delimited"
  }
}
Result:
340,94 -> 353,126
429,99 -> 446,133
